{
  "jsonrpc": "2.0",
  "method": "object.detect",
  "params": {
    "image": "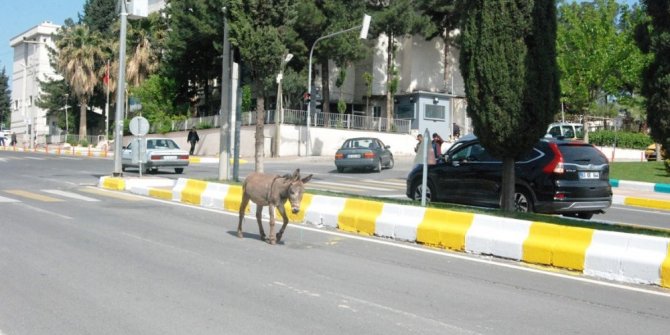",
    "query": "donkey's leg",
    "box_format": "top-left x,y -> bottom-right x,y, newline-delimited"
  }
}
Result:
276,204 -> 290,243
267,205 -> 277,245
256,206 -> 266,241
237,192 -> 250,238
